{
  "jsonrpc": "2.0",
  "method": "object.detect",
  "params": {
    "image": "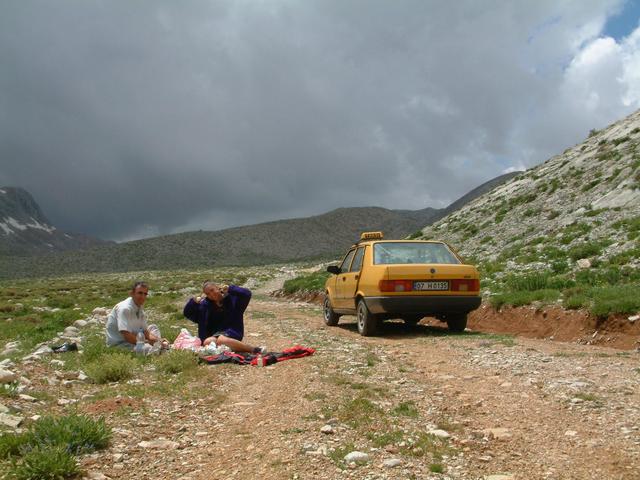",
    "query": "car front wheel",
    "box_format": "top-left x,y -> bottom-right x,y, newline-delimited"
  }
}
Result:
323,295 -> 340,326
446,314 -> 468,333
357,299 -> 378,336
